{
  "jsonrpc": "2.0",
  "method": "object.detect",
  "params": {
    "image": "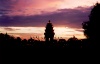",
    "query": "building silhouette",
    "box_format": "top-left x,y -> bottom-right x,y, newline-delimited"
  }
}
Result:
44,20 -> 55,42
